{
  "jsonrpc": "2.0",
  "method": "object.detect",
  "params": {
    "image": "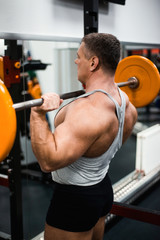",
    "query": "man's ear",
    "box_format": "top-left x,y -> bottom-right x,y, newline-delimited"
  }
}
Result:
90,56 -> 99,71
